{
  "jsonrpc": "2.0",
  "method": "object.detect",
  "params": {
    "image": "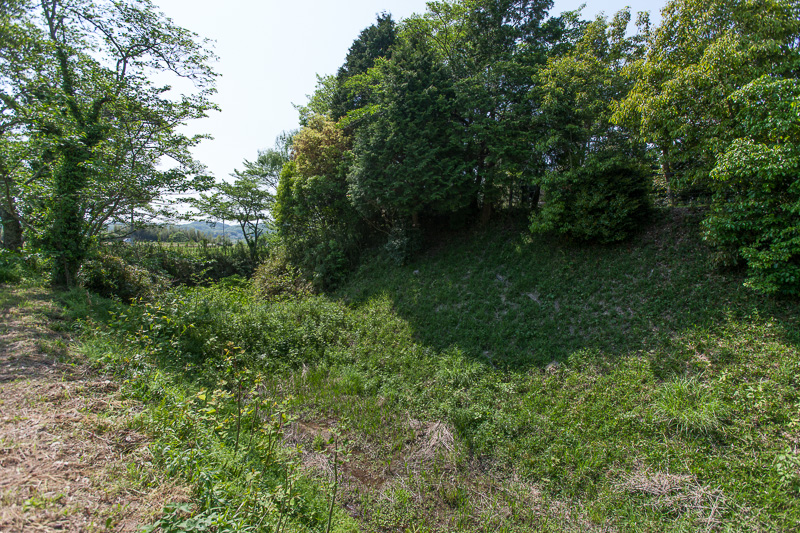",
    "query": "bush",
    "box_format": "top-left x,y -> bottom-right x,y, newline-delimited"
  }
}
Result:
0,249 -> 48,284
0,254 -> 25,283
252,245 -> 312,300
383,224 -> 422,266
77,253 -> 168,301
121,286 -> 352,370
703,77 -> 800,295
104,241 -> 258,287
531,152 -> 651,243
